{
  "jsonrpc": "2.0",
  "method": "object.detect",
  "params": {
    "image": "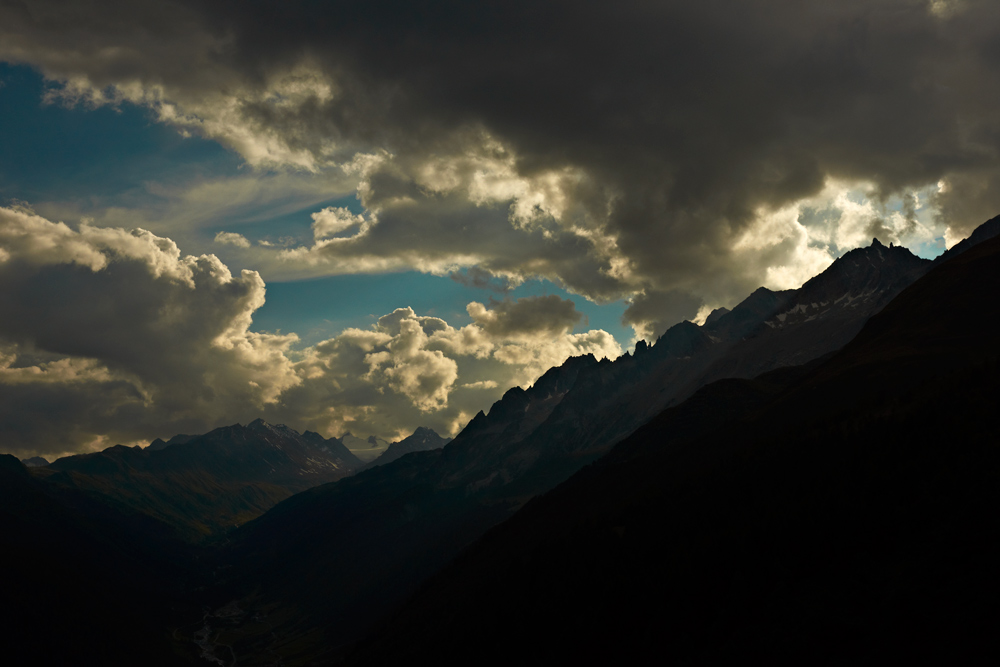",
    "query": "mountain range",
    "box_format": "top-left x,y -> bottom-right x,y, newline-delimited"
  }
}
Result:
6,214 -> 1000,664
349,223 -> 1000,664
186,230 -> 955,661
34,418 -> 363,540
